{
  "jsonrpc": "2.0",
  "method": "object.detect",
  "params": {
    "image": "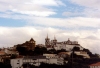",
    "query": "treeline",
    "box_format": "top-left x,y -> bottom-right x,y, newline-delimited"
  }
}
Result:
16,46 -> 67,56
0,62 -> 11,68
22,62 -> 89,68
16,46 -> 100,58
